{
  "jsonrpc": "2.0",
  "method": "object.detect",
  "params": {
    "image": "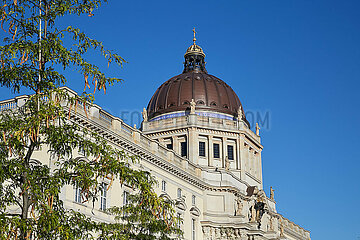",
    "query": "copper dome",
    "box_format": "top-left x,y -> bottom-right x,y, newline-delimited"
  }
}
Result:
147,33 -> 248,125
